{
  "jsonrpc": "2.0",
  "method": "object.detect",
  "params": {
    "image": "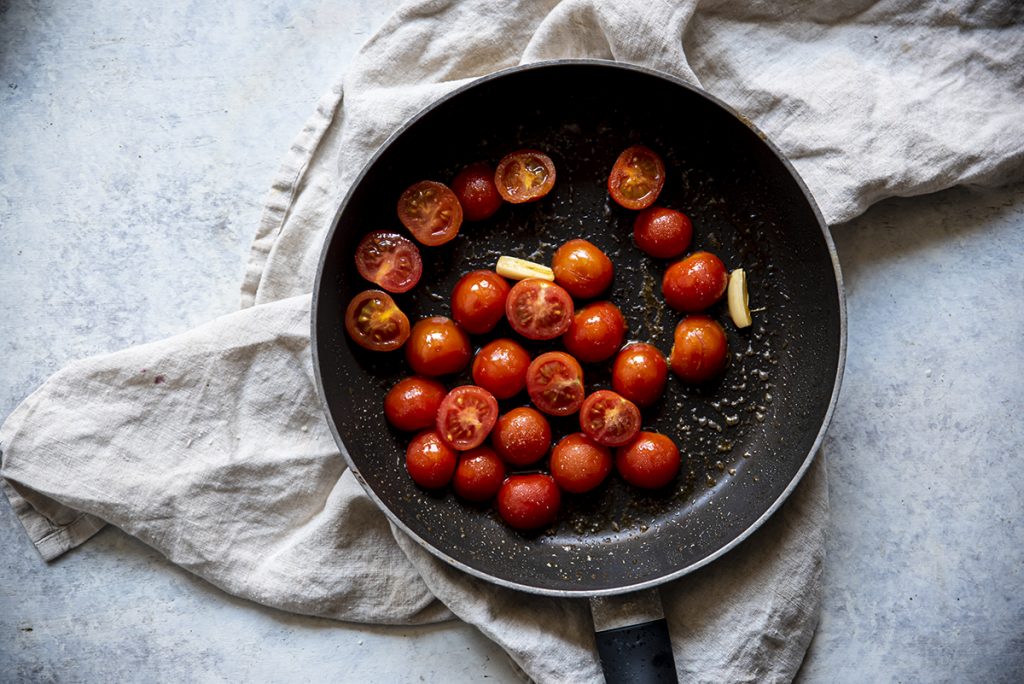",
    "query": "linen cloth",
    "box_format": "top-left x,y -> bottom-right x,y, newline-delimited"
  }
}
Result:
3,0 -> 1022,681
